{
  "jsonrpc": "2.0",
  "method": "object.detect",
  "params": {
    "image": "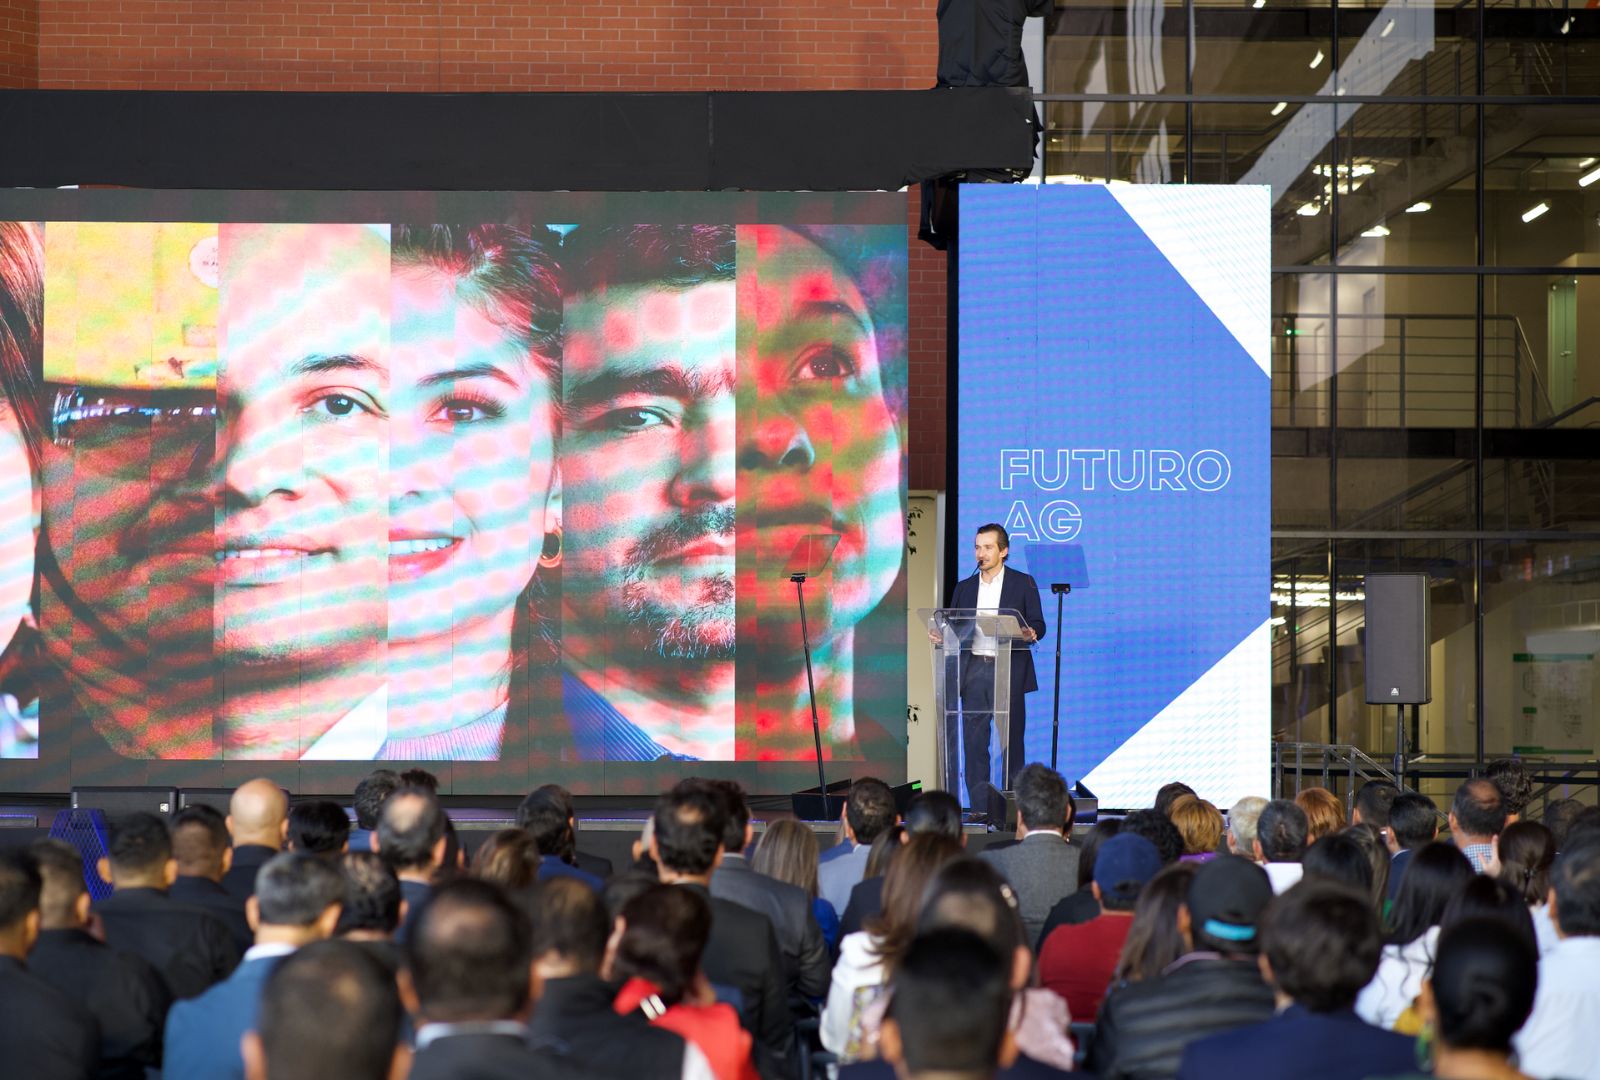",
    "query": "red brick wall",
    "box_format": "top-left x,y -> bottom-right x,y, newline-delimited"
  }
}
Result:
26,0 -> 950,487
0,0 -> 38,87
